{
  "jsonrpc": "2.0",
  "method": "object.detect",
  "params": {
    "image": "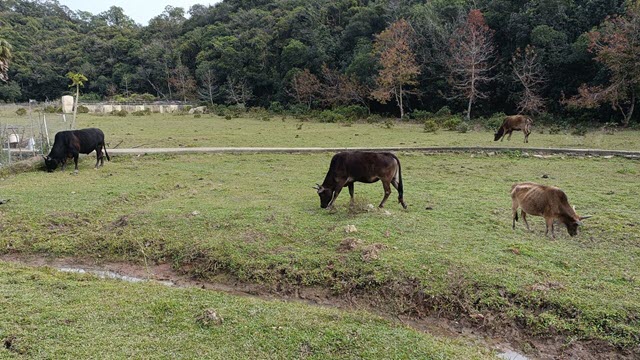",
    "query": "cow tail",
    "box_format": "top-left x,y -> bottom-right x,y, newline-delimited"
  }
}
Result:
392,154 -> 404,201
103,142 -> 111,162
